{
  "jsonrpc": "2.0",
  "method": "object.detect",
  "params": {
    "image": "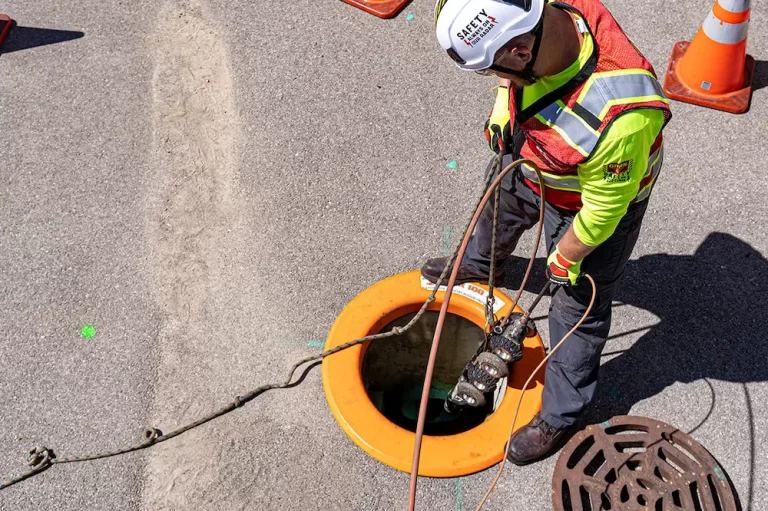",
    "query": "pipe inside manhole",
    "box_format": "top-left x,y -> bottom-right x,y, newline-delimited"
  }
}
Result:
362,311 -> 504,436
